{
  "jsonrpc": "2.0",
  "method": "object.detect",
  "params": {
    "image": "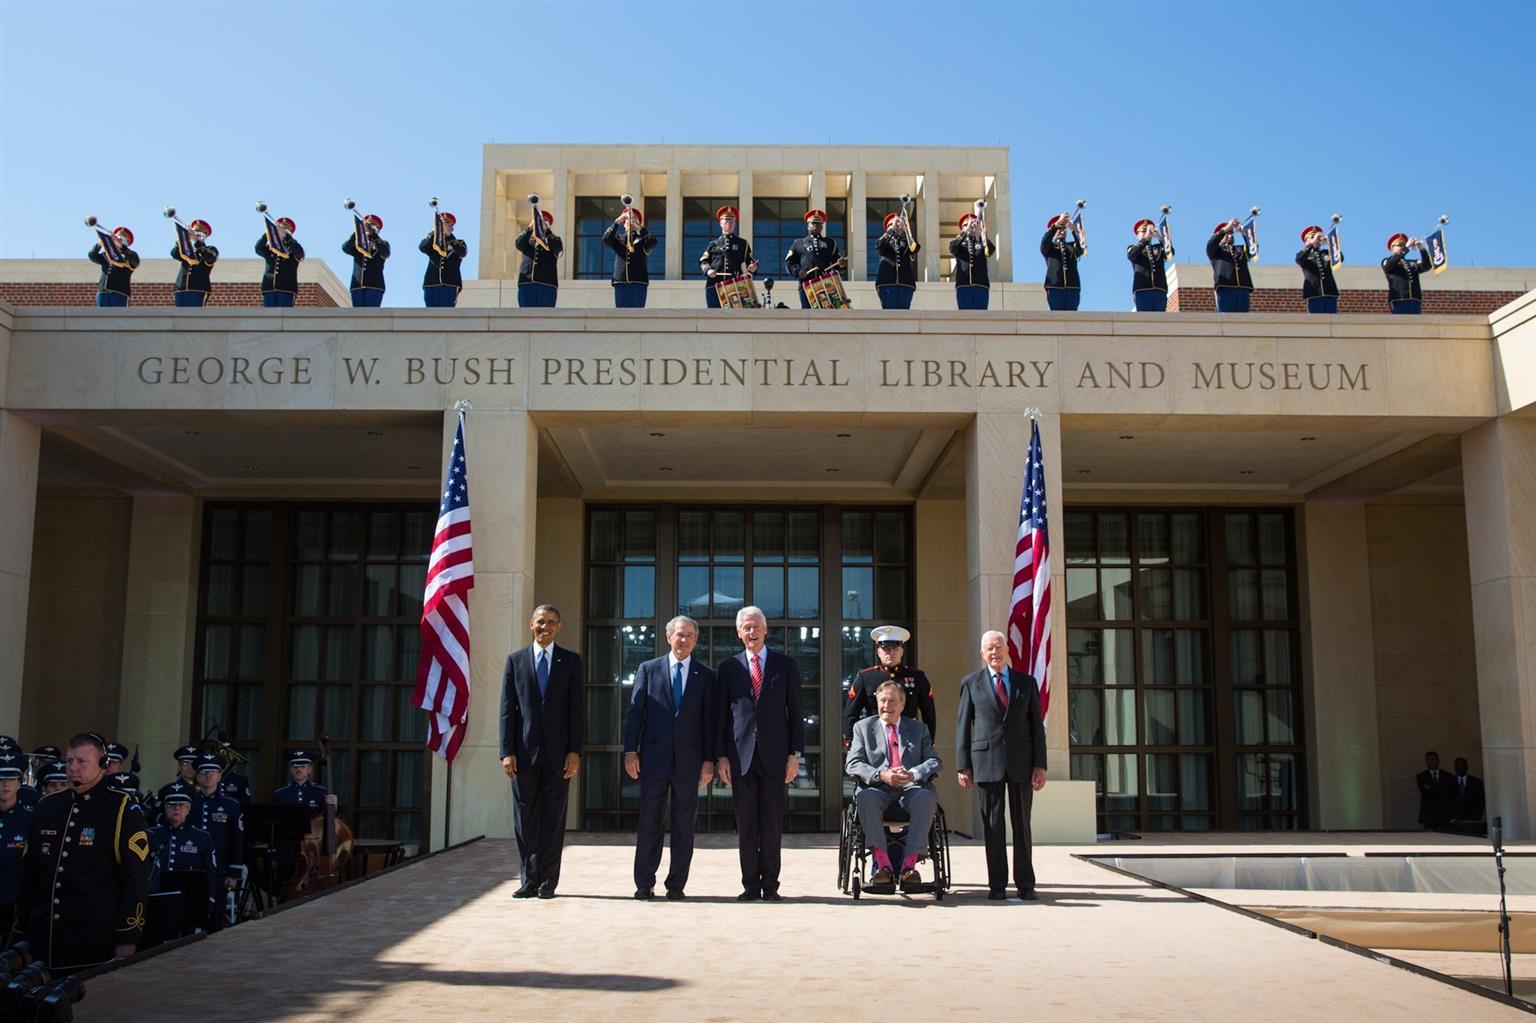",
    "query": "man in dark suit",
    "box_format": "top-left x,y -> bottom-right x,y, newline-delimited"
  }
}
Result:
1416,751 -> 1454,830
624,614 -> 716,900
501,603 -> 584,899
1447,756 -> 1487,836
715,605 -> 804,902
957,630 -> 1047,901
